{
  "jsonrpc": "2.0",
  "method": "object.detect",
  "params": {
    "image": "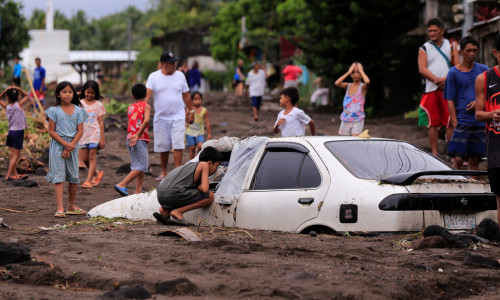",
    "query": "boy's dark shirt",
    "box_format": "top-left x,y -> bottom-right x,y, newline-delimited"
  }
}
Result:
484,67 -> 500,169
